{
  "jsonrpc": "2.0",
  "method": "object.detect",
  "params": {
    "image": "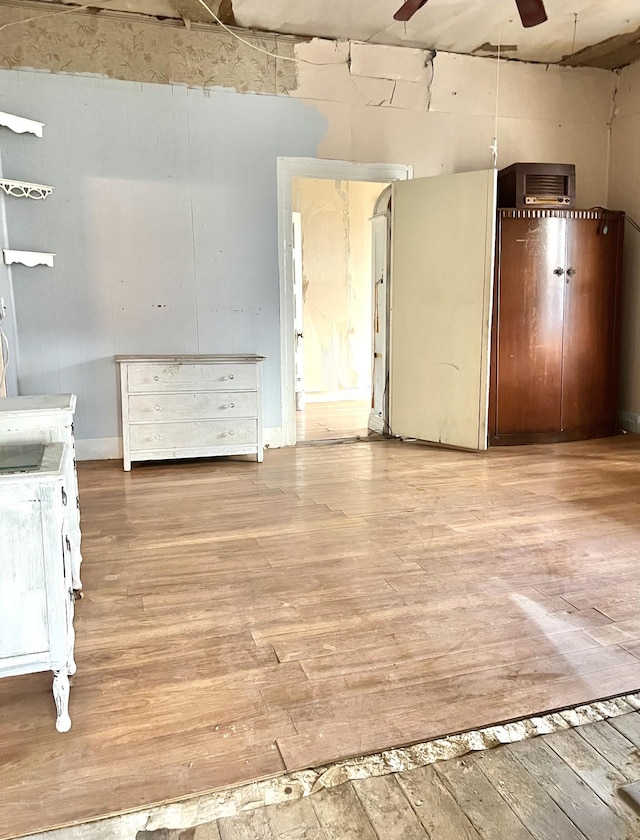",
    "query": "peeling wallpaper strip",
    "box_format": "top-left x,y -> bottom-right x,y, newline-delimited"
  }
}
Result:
22,692 -> 640,839
0,3 -> 296,92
